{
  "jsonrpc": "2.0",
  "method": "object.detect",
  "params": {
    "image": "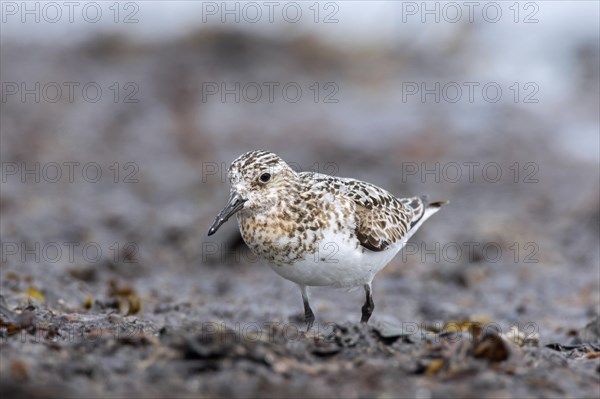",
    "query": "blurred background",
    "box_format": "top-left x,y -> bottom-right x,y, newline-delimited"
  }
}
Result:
1,1 -> 599,397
